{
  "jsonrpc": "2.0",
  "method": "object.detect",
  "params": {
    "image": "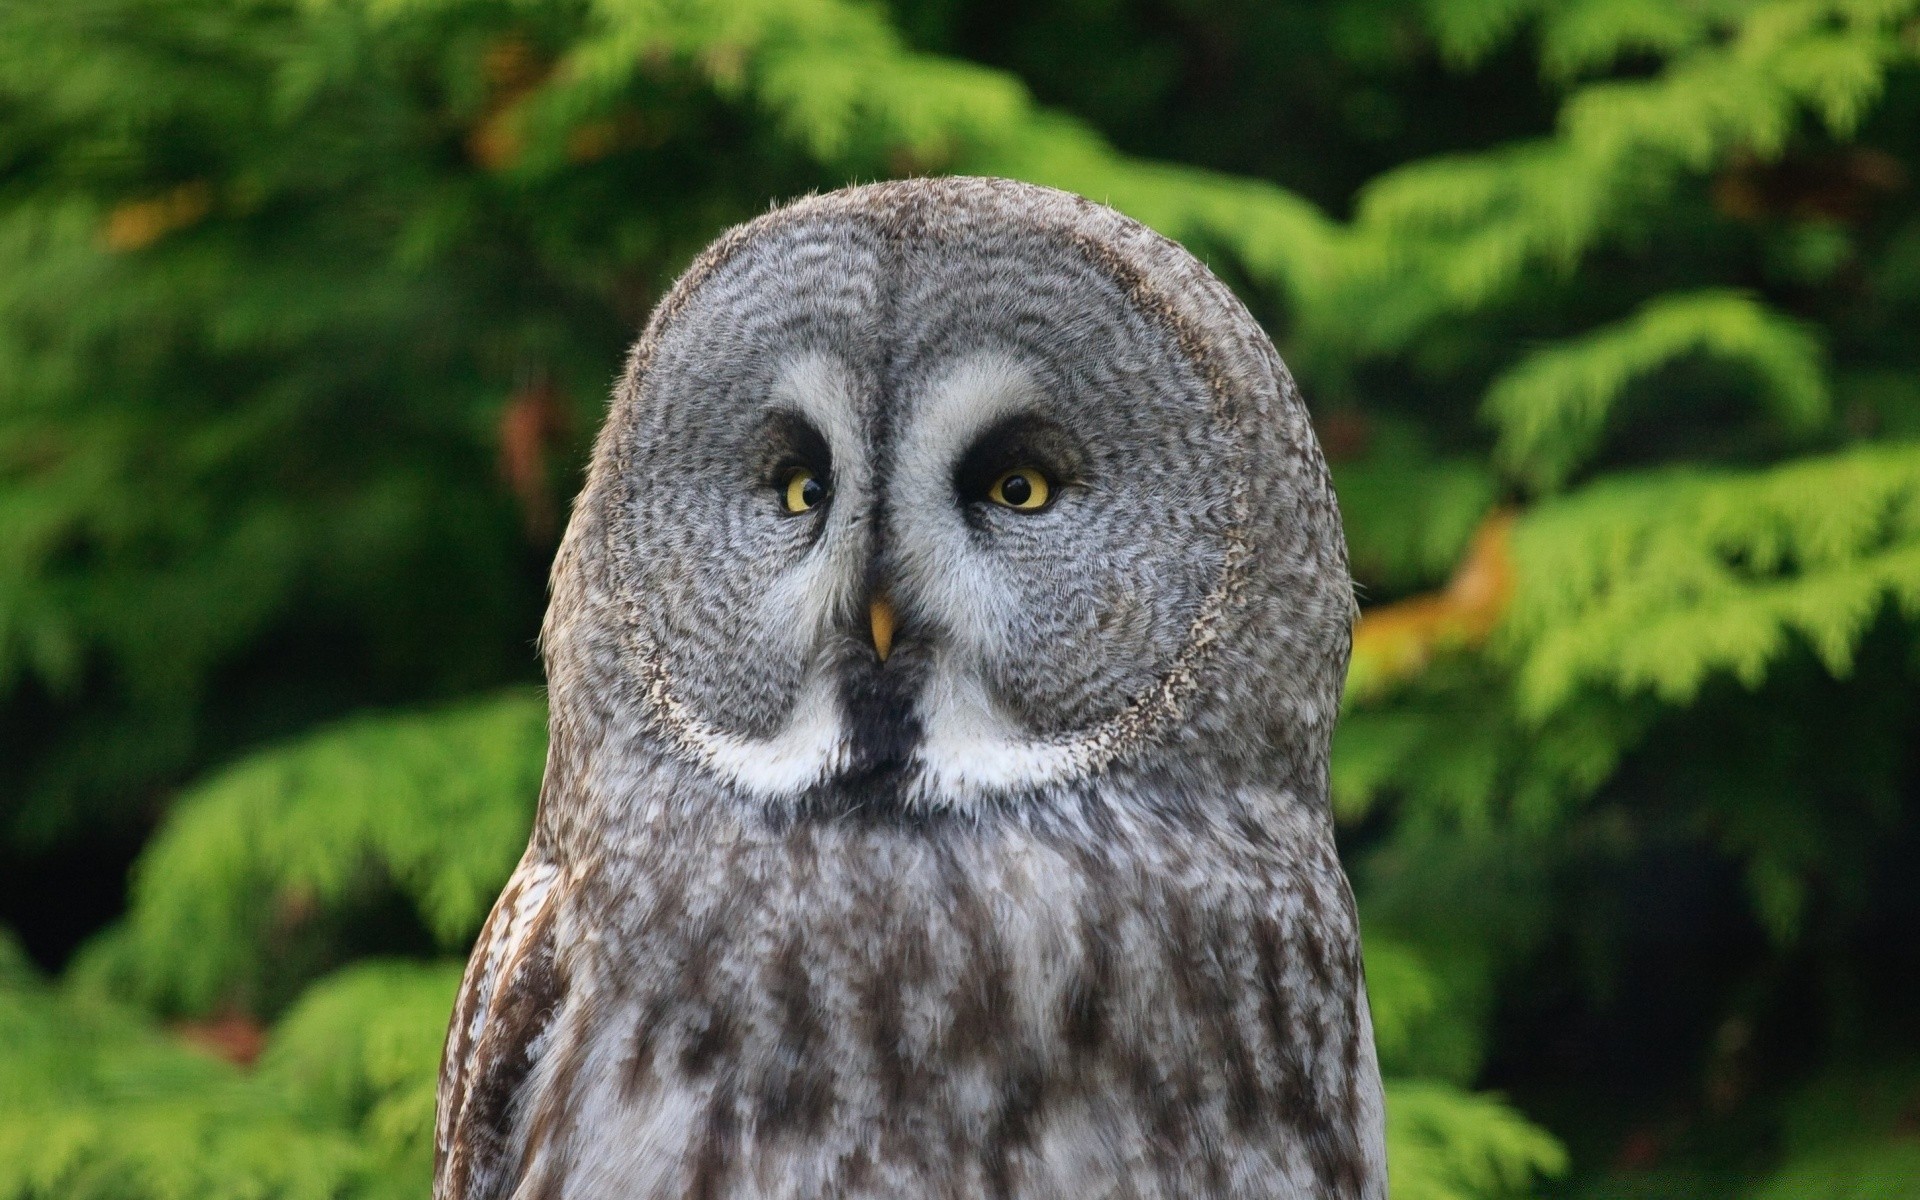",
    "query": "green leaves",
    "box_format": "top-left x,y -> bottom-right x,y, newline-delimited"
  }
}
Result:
0,954 -> 455,1200
73,693 -> 542,1015
0,970 -> 359,1200
257,962 -> 462,1199
1385,1081 -> 1569,1200
1334,421 -> 1499,591
1338,0 -> 1917,351
1751,1144 -> 1920,1200
1506,443 -> 1920,715
1485,290 -> 1829,491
